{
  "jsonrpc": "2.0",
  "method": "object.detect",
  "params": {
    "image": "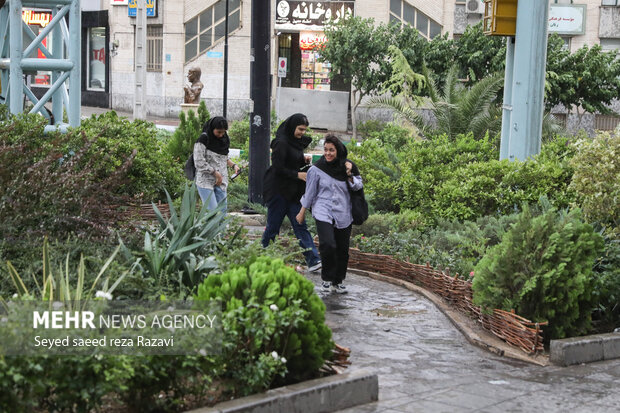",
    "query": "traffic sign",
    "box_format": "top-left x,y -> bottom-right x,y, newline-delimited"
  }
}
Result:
278,57 -> 287,78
